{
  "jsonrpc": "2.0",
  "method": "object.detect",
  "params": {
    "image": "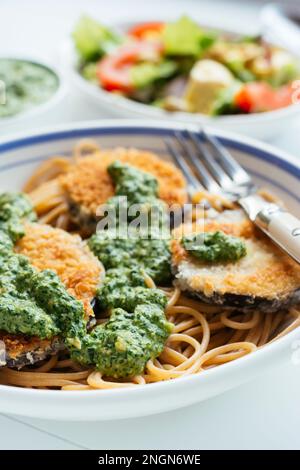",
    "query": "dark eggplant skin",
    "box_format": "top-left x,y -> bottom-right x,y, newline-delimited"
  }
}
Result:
182,287 -> 300,313
68,198 -> 97,237
2,336 -> 63,369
